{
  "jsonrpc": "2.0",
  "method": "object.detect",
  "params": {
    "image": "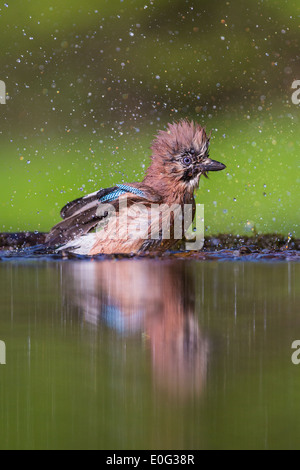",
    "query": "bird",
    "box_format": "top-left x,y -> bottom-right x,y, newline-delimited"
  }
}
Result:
44,120 -> 226,255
